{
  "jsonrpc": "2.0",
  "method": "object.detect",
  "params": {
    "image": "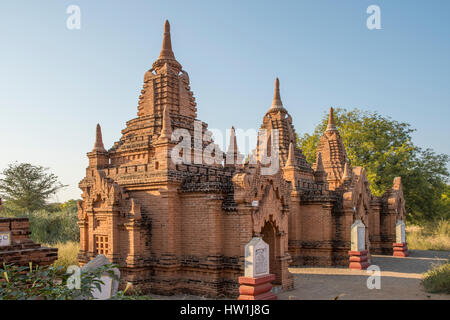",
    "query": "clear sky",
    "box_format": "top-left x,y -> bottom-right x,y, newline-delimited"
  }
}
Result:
0,0 -> 449,202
